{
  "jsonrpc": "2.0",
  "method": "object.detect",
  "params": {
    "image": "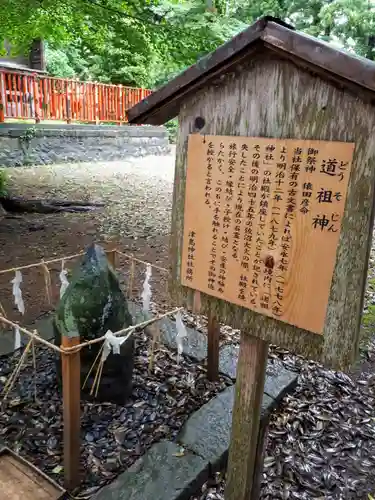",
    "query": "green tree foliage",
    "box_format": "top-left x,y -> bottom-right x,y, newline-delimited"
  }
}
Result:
1,0 -> 246,87
44,0 -> 246,87
2,0 -> 375,89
